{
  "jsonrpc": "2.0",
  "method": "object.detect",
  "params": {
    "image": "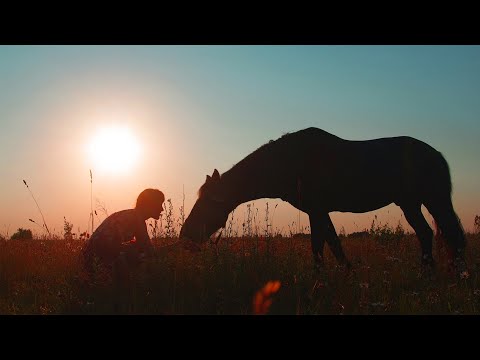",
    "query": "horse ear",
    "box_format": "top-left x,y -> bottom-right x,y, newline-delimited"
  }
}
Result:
206,174 -> 211,183
212,169 -> 220,181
